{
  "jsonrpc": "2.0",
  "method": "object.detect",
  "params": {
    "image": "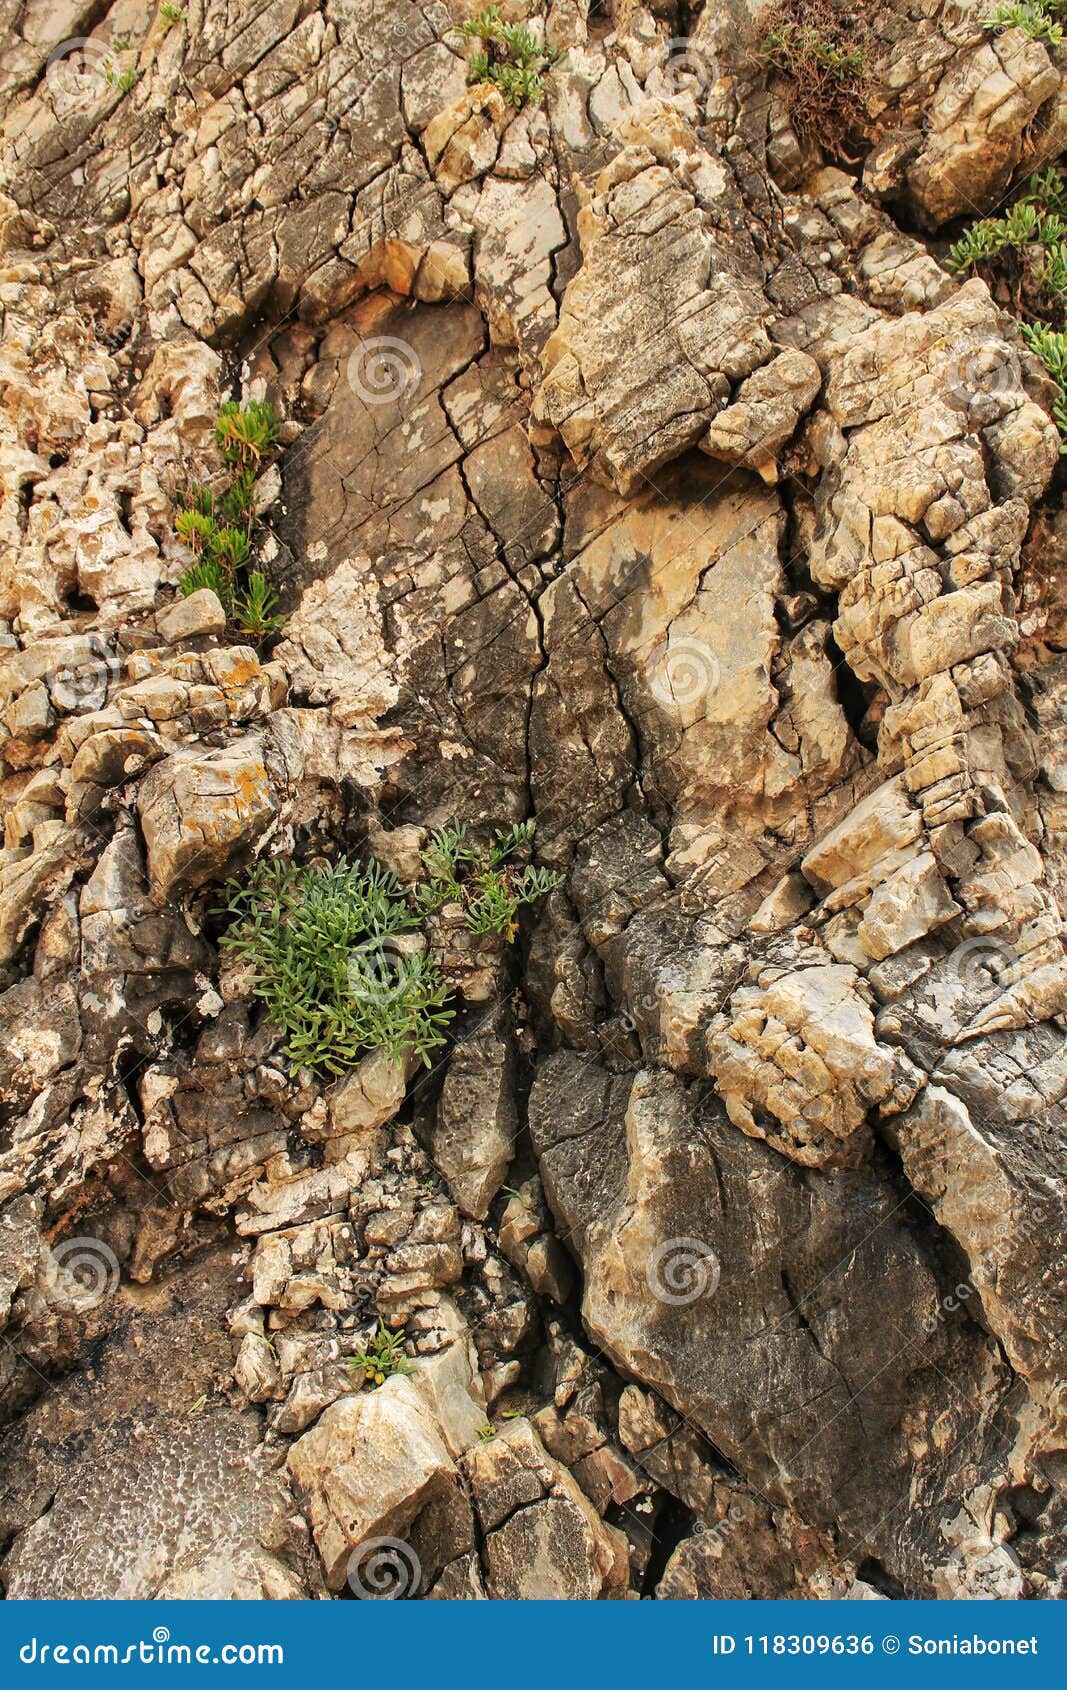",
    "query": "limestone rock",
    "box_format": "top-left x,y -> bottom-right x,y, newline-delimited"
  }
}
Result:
432,1008 -> 517,1219
286,1378 -> 457,1591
